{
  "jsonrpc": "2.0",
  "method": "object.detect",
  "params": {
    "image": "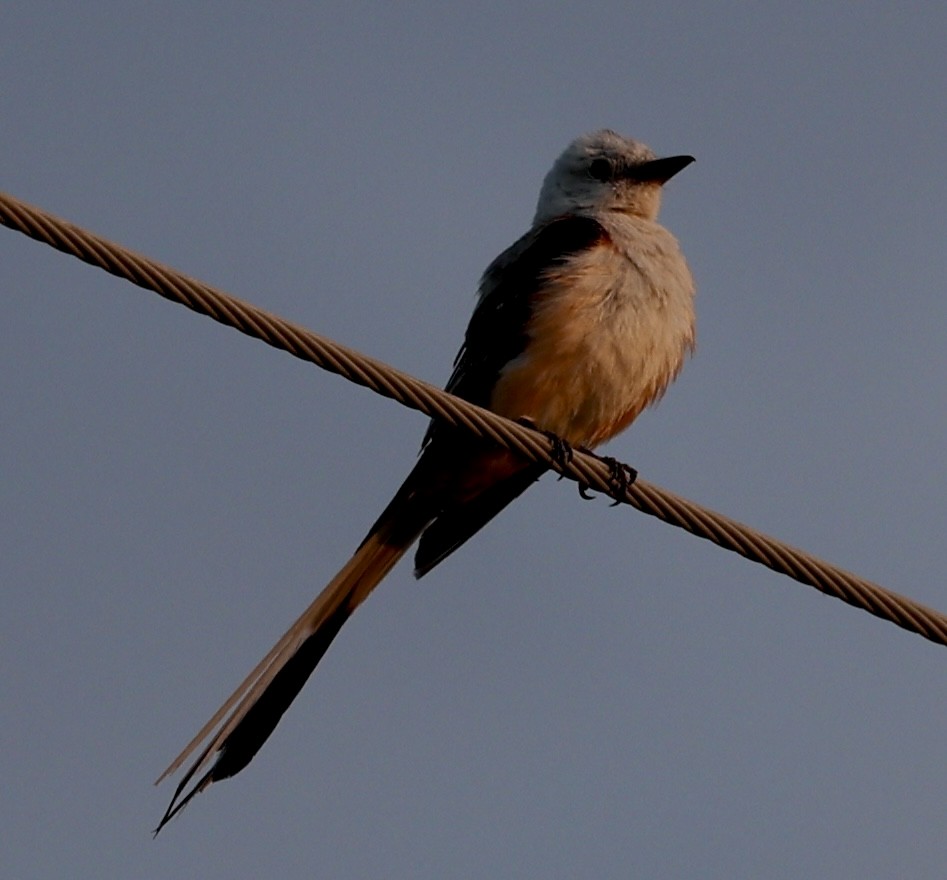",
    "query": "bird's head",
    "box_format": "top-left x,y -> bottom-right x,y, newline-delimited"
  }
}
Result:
534,129 -> 694,225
